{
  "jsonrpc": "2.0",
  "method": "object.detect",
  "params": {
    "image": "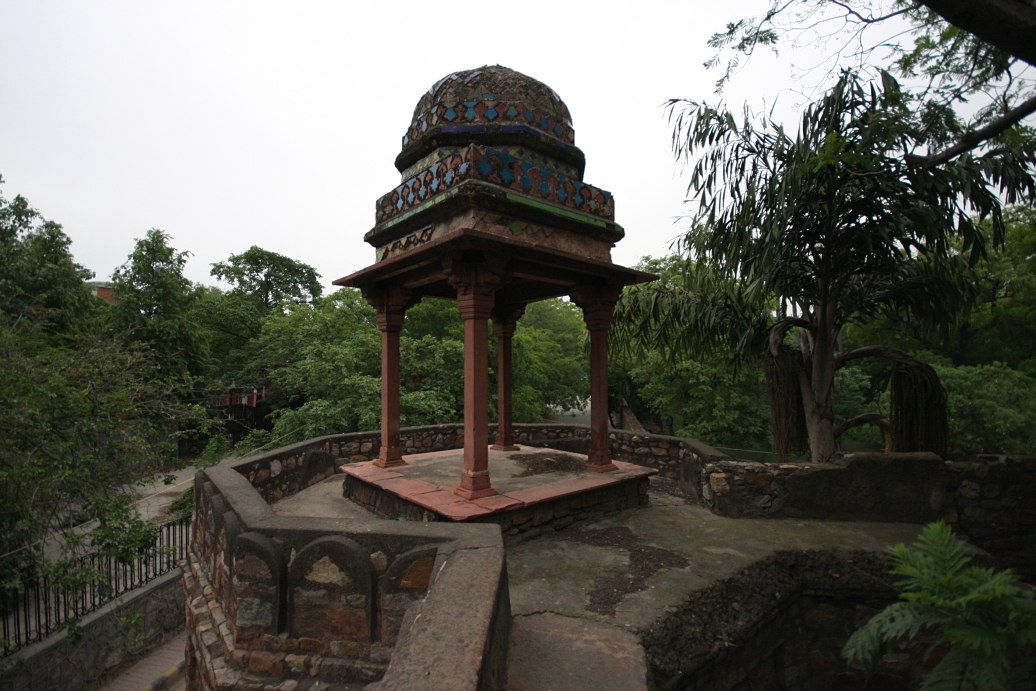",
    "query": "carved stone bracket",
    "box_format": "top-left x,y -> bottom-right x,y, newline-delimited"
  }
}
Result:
363,286 -> 418,332
570,284 -> 622,331
443,255 -> 510,320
